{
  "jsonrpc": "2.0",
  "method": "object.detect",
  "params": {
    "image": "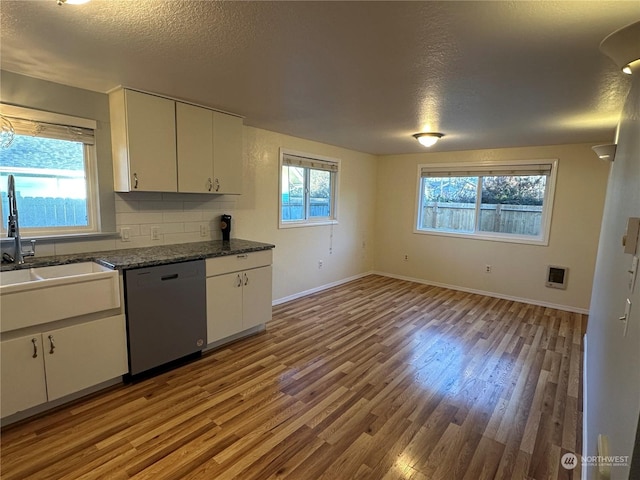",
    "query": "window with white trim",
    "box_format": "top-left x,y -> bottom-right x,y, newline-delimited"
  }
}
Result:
279,149 -> 339,228
0,106 -> 100,237
415,160 -> 557,245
